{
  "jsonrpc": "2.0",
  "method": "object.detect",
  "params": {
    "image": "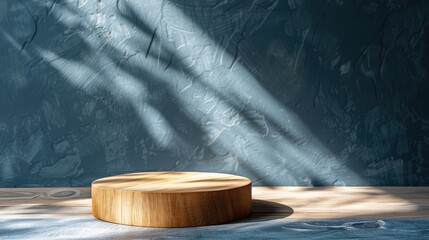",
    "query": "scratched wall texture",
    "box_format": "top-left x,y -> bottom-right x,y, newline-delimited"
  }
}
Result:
0,0 -> 428,187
